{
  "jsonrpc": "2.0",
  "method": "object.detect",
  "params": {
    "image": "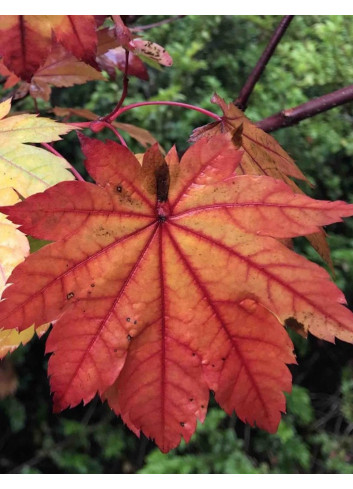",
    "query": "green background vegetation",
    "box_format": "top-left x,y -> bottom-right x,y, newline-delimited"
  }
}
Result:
1,15 -> 353,474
